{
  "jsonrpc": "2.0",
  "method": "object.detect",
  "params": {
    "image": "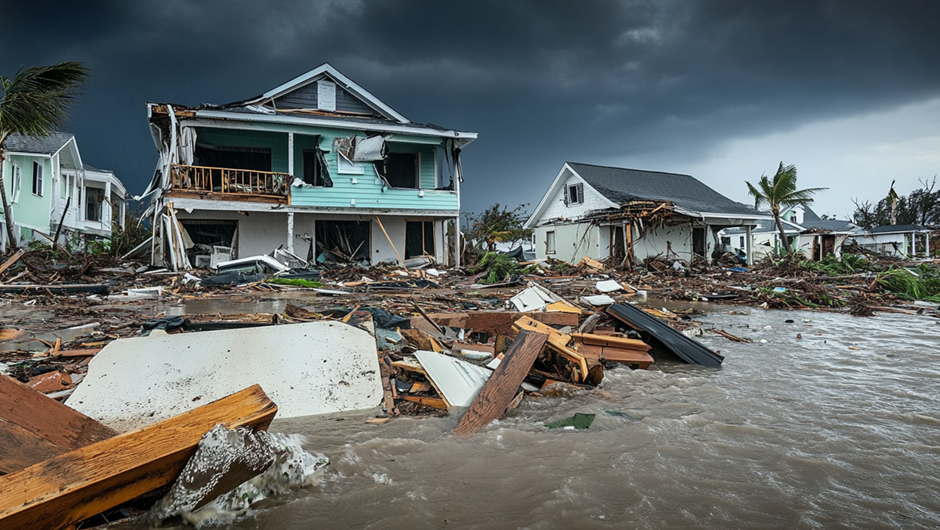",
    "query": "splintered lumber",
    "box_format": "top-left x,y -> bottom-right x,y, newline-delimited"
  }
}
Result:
402,395 -> 448,409
414,311 -> 579,337
607,303 -> 724,367
401,328 -> 444,352
574,344 -> 654,370
0,385 -> 277,530
0,249 -> 24,275
513,315 -> 589,380
454,330 -> 549,437
570,333 -> 651,351
0,374 -> 117,475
